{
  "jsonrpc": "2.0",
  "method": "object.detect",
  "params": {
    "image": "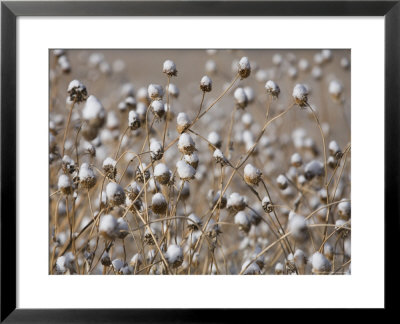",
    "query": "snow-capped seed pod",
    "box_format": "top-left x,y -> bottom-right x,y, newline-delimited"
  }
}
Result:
118,101 -> 127,113
321,49 -> 333,62
335,219 -> 350,238
238,56 -> 251,79
165,244 -> 183,268
272,53 -> 283,66
154,163 -> 171,185
184,152 -> 199,170
187,230 -> 202,249
288,212 -> 308,242
341,57 -> 350,70
213,149 -> 228,166
227,192 -> 246,212
147,178 -> 160,195
151,192 -> 168,214
106,182 -> 126,206
55,252 -> 76,274
137,86 -> 150,104
116,217 -> 129,239
111,259 -> 124,273
338,200 -> 351,220
106,111 -> 120,131
144,224 -> 160,246
79,163 -> 96,189
187,213 -> 202,230
285,254 -> 297,274
235,211 -> 251,233
130,253 -> 143,268
125,194 -> 142,212
167,83 -> 179,98
180,181 -> 190,200
58,55 -> 71,74
120,83 -> 135,98
287,66 -> 298,80
163,59 -> 177,76
328,140 -> 342,158
99,214 -> 118,240
276,174 -> 289,190
135,102 -> 147,122
151,100 -> 165,119
323,243 -> 334,261
135,163 -> 150,183
329,80 -> 343,101
67,80 -> 88,103
176,160 -> 196,181
206,218 -> 221,238
148,84 -> 164,100
234,87 -> 248,109
318,188 -> 328,203
242,260 -> 261,275
124,96 -> 137,111
150,139 -> 163,161
102,157 -> 117,180
208,190 -> 227,209
126,181 -> 141,200
53,49 -> 65,57
62,155 -> 76,174
176,112 -> 191,134
244,86 -> 255,104
244,164 -> 262,186
241,113 -> 253,129
311,252 -> 332,274
292,84 -> 309,107
265,80 -> 280,98
83,95 -> 106,128
311,66 -> 323,80
275,262 -> 284,275
304,160 -> 324,180
205,59 -> 217,74
58,174 -> 72,195
294,249 -> 307,273
290,153 -> 303,167
178,133 -> 196,155
297,174 -> 307,186
101,251 -> 112,267
207,131 -> 222,150
200,75 -> 212,92
261,196 -> 273,213
328,156 -> 338,169
298,58 -> 310,72
128,110 -> 141,130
